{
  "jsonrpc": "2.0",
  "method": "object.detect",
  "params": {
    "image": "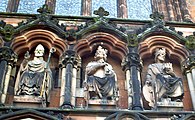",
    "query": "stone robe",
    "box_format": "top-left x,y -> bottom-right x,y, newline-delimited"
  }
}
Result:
84,61 -> 117,100
15,59 -> 52,99
143,63 -> 184,107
